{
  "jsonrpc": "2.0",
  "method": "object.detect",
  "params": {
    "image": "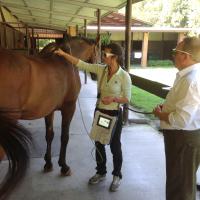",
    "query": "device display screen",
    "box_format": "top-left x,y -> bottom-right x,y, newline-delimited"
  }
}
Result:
97,115 -> 112,129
